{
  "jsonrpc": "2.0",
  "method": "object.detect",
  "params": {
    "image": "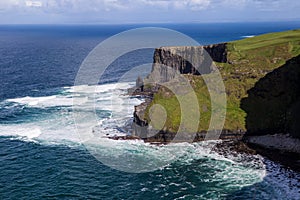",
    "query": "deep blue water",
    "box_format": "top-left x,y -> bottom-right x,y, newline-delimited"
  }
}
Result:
0,22 -> 300,199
